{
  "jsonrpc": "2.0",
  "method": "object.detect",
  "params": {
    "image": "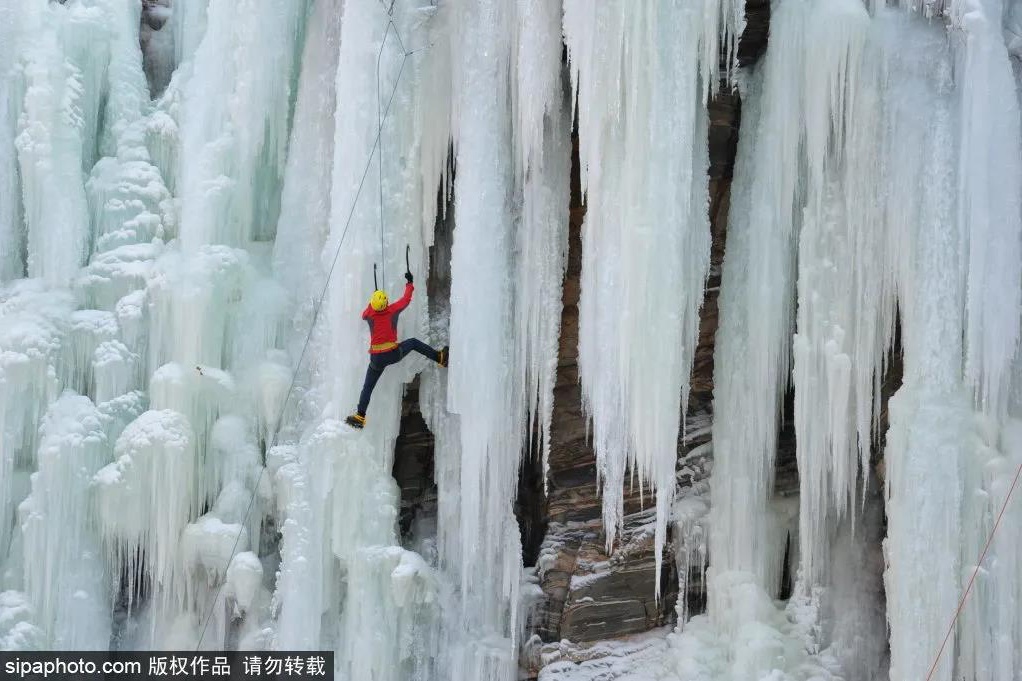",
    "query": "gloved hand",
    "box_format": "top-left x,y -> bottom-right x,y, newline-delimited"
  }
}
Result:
405,271 -> 413,284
